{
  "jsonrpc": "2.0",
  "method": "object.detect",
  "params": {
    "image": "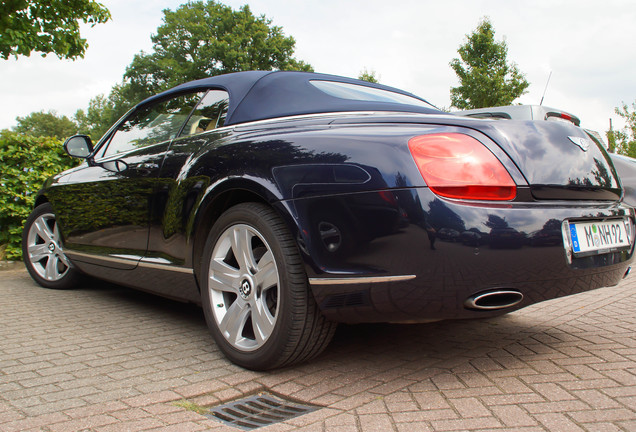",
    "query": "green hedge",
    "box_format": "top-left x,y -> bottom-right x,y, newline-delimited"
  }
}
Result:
0,131 -> 76,260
